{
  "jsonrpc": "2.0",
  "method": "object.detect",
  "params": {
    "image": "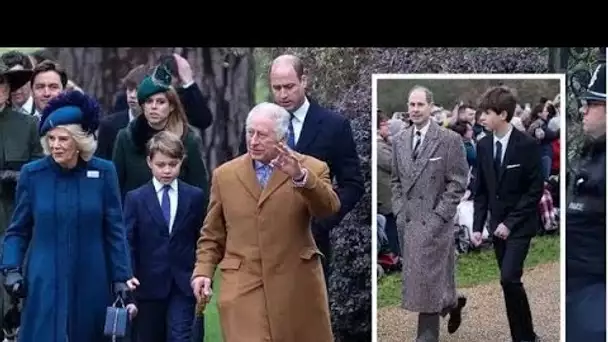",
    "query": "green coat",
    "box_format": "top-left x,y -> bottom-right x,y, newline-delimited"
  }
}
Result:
112,115 -> 209,204
0,107 -> 43,235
